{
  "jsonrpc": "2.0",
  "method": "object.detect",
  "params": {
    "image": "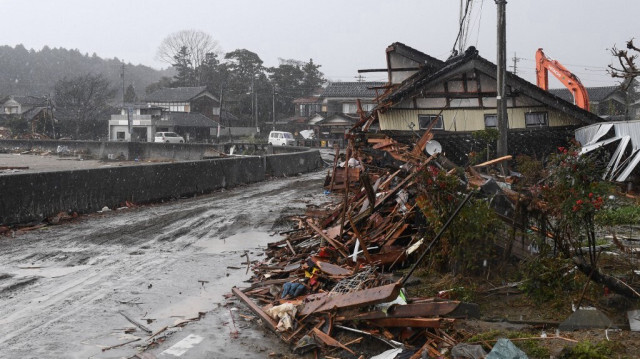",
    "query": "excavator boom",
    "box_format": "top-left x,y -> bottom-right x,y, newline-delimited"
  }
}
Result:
535,48 -> 590,111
